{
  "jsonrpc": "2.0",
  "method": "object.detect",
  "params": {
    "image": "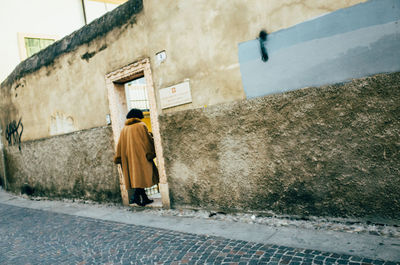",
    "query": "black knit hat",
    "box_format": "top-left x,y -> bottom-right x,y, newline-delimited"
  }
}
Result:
126,108 -> 144,119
